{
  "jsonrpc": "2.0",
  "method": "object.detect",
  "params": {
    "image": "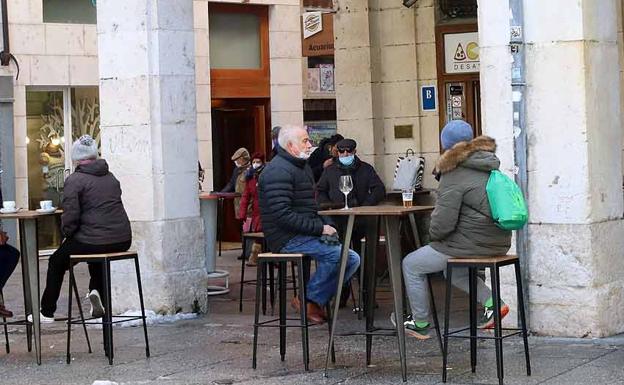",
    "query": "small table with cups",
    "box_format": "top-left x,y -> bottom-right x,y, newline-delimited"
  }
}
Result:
0,201 -> 62,365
